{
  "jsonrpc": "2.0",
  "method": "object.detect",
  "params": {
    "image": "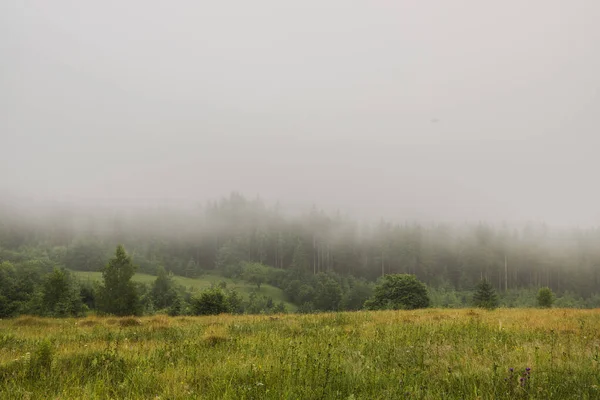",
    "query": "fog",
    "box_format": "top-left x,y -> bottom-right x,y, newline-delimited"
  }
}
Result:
2,1 -> 599,226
